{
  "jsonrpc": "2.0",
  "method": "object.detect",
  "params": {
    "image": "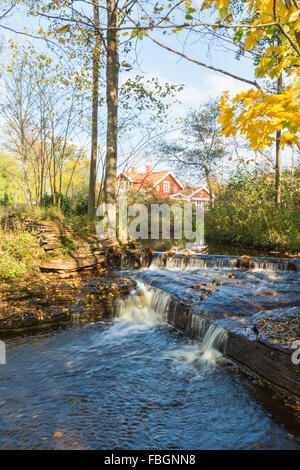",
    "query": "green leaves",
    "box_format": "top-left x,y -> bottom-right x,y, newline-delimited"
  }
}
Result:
265,26 -> 275,39
219,7 -> 228,20
186,7 -> 196,14
172,26 -> 183,33
56,24 -> 71,34
131,28 -> 148,40
283,23 -> 290,33
233,29 -> 243,44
